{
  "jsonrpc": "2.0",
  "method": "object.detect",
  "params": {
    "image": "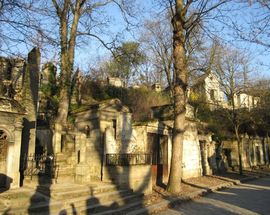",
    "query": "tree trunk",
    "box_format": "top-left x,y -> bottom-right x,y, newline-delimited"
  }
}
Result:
54,0 -> 81,126
56,81 -> 70,125
235,126 -> 243,175
167,0 -> 187,194
56,51 -> 72,126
